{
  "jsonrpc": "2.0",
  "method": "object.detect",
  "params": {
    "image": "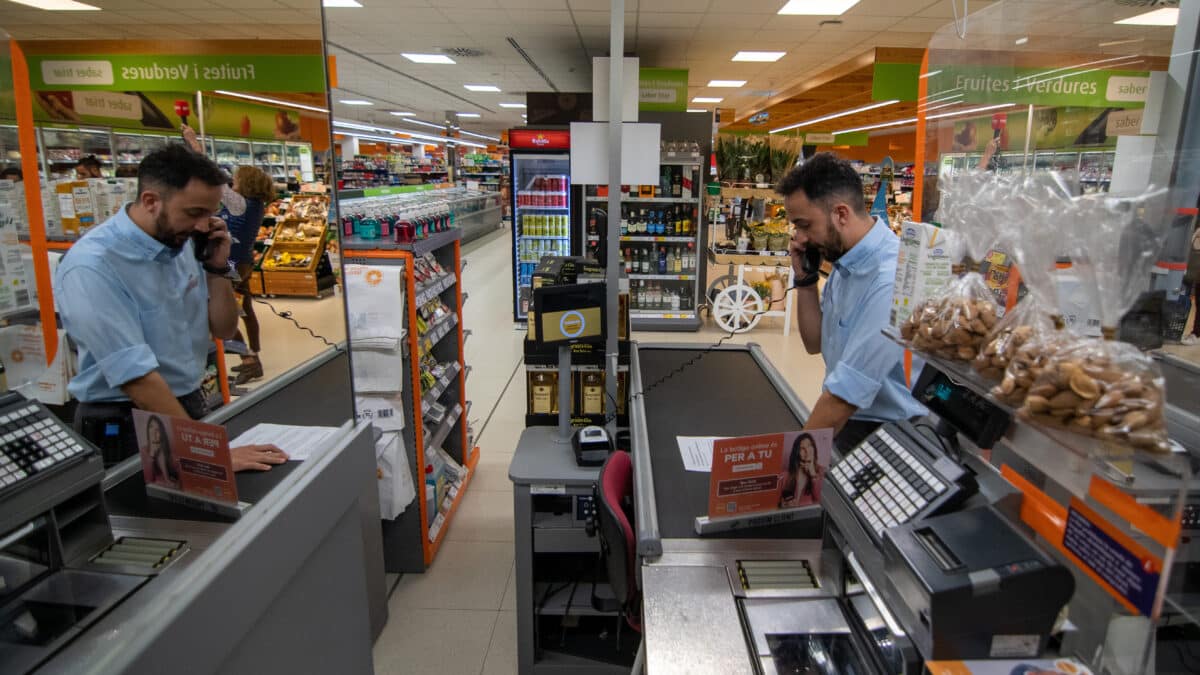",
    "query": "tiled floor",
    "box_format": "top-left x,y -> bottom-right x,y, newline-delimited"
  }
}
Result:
369,226 -> 827,674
